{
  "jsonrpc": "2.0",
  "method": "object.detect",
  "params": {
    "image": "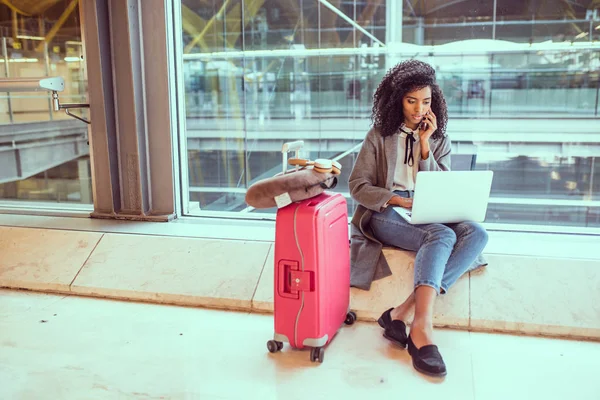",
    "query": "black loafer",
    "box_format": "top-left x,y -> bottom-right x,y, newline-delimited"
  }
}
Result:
377,308 -> 408,348
407,335 -> 447,377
